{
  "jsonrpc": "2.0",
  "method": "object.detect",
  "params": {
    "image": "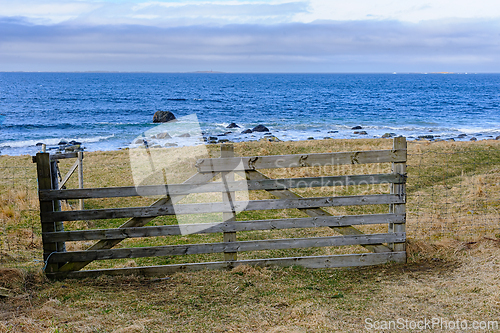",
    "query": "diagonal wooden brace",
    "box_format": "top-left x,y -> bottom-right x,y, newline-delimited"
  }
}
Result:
58,171 -> 220,272
245,170 -> 392,253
